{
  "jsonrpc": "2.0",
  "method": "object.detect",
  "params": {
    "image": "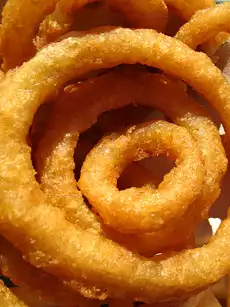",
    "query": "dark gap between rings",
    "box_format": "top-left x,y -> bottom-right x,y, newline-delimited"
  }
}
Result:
63,64 -> 162,87
118,156 -> 175,191
0,275 -> 16,288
